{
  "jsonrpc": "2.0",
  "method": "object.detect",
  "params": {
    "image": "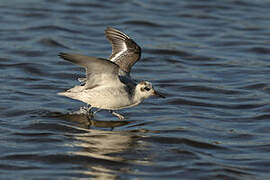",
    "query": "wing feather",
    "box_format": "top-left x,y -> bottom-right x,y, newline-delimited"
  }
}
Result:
105,27 -> 141,73
59,53 -> 122,89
